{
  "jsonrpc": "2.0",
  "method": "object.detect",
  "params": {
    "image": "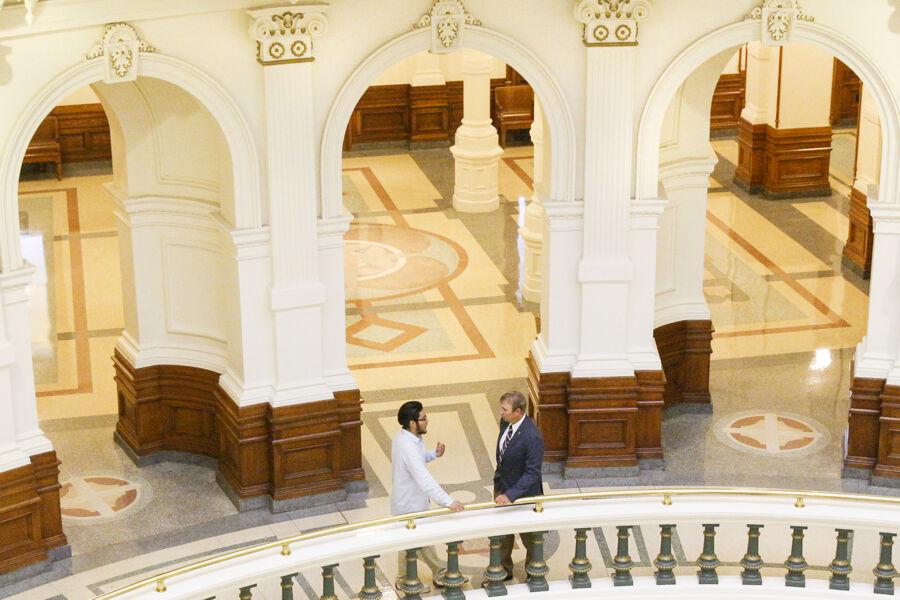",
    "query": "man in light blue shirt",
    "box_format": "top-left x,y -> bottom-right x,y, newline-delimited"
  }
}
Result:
391,401 -> 464,589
